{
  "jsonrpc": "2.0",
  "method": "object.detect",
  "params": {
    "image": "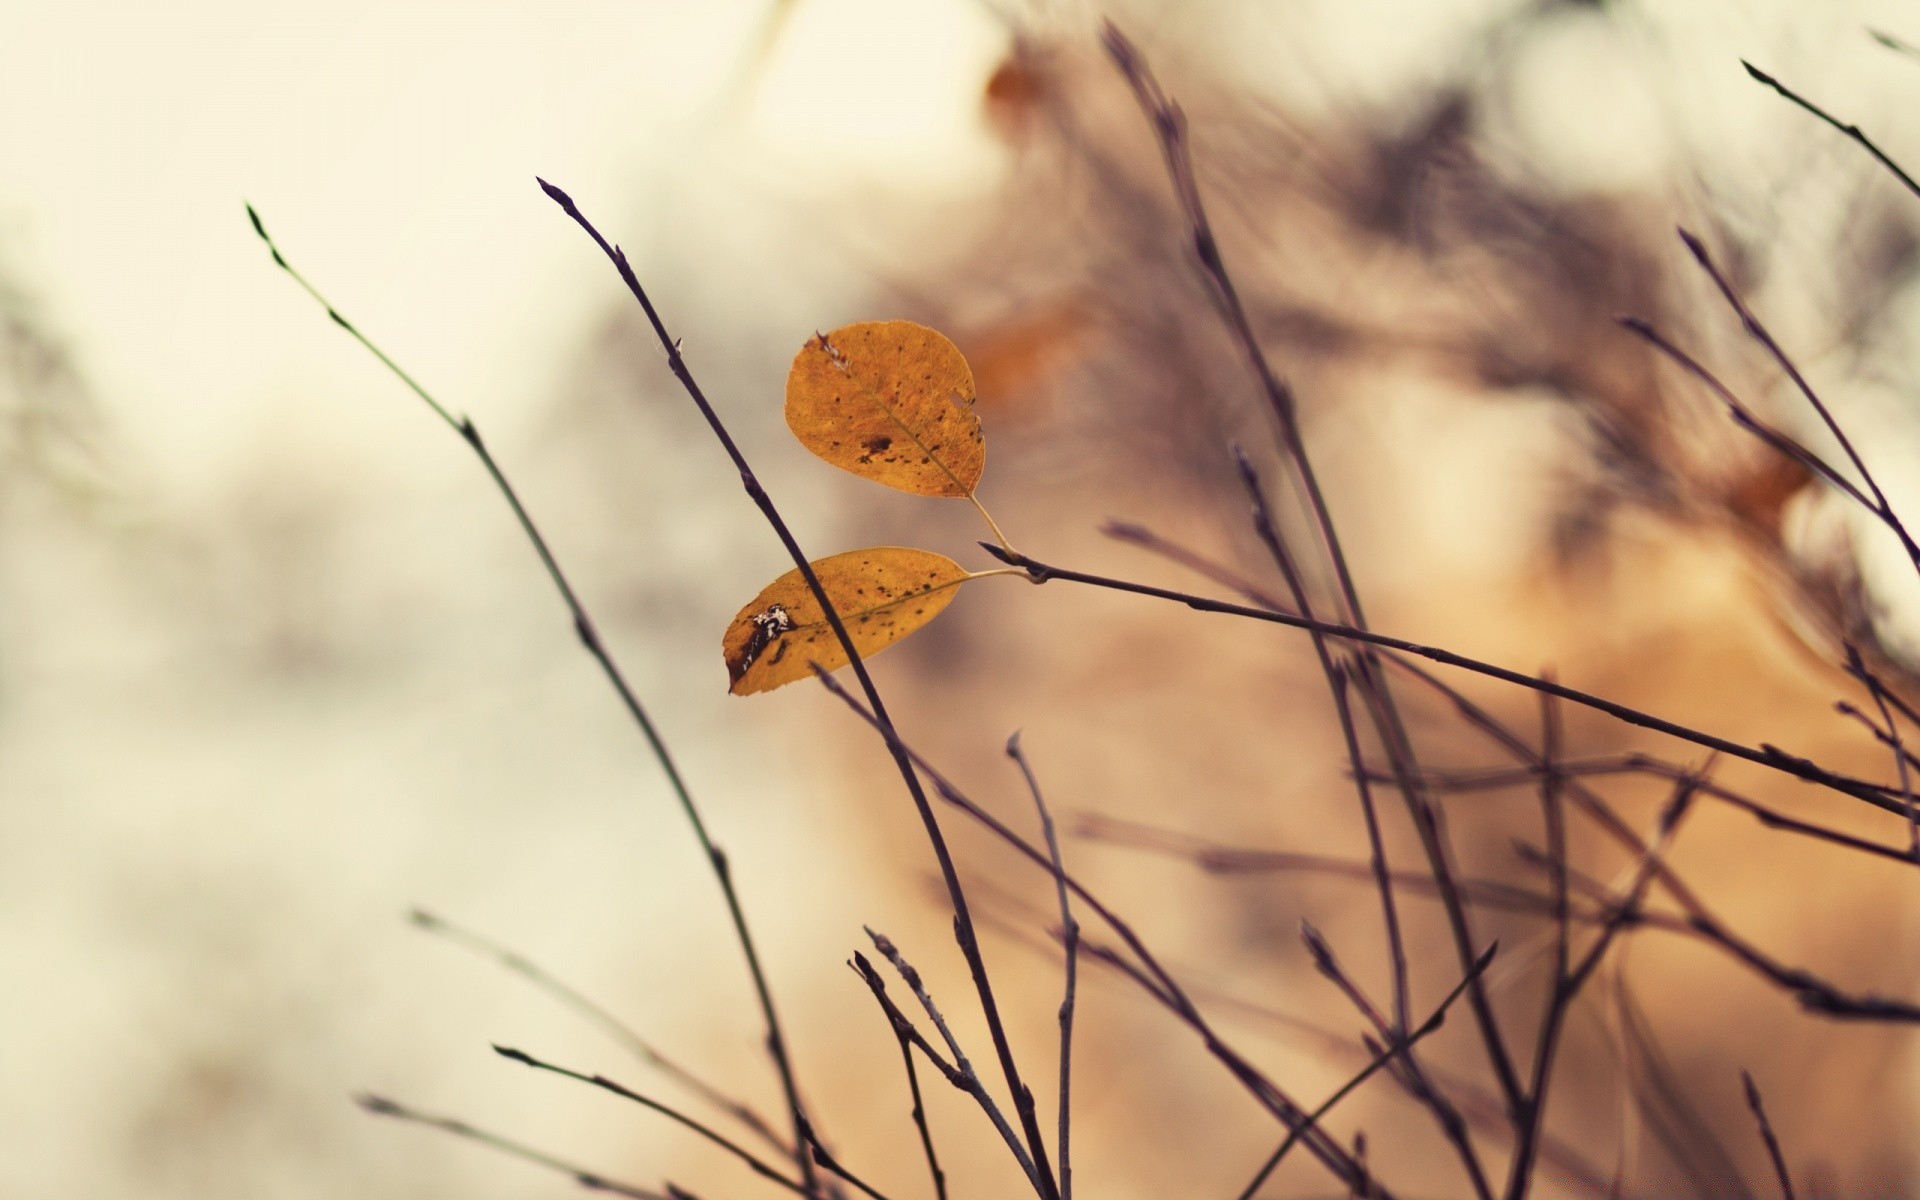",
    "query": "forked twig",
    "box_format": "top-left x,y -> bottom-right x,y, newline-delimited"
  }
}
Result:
850,955 -> 949,1200
1235,941 -> 1499,1199
865,930 -> 1044,1192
